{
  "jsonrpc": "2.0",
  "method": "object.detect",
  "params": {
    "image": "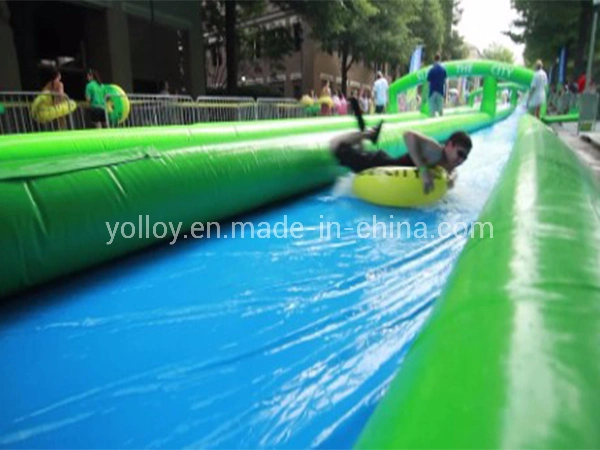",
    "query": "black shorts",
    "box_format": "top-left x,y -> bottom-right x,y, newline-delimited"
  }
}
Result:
87,107 -> 106,123
375,105 -> 385,114
333,143 -> 415,173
